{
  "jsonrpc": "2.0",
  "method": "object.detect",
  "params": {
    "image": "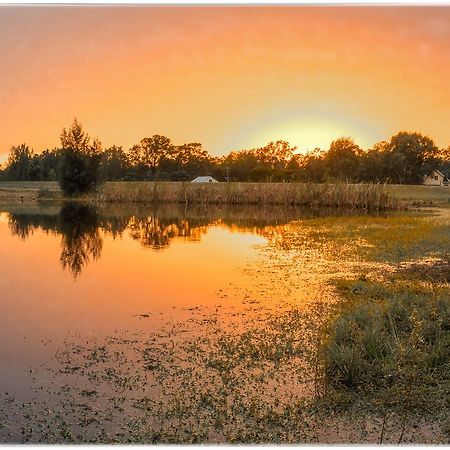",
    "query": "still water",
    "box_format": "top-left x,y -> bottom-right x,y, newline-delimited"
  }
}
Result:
0,202 -> 335,397
2,202 -> 445,443
0,203 -> 270,394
